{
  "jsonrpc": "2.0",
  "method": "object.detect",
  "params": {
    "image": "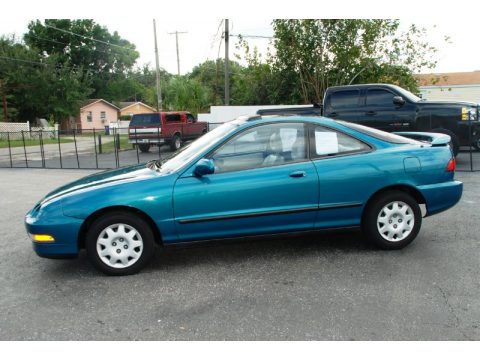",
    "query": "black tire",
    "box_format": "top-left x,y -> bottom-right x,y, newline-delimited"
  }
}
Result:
362,191 -> 422,250
473,137 -> 480,151
85,212 -> 155,275
170,134 -> 182,151
138,144 -> 150,153
431,128 -> 459,157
